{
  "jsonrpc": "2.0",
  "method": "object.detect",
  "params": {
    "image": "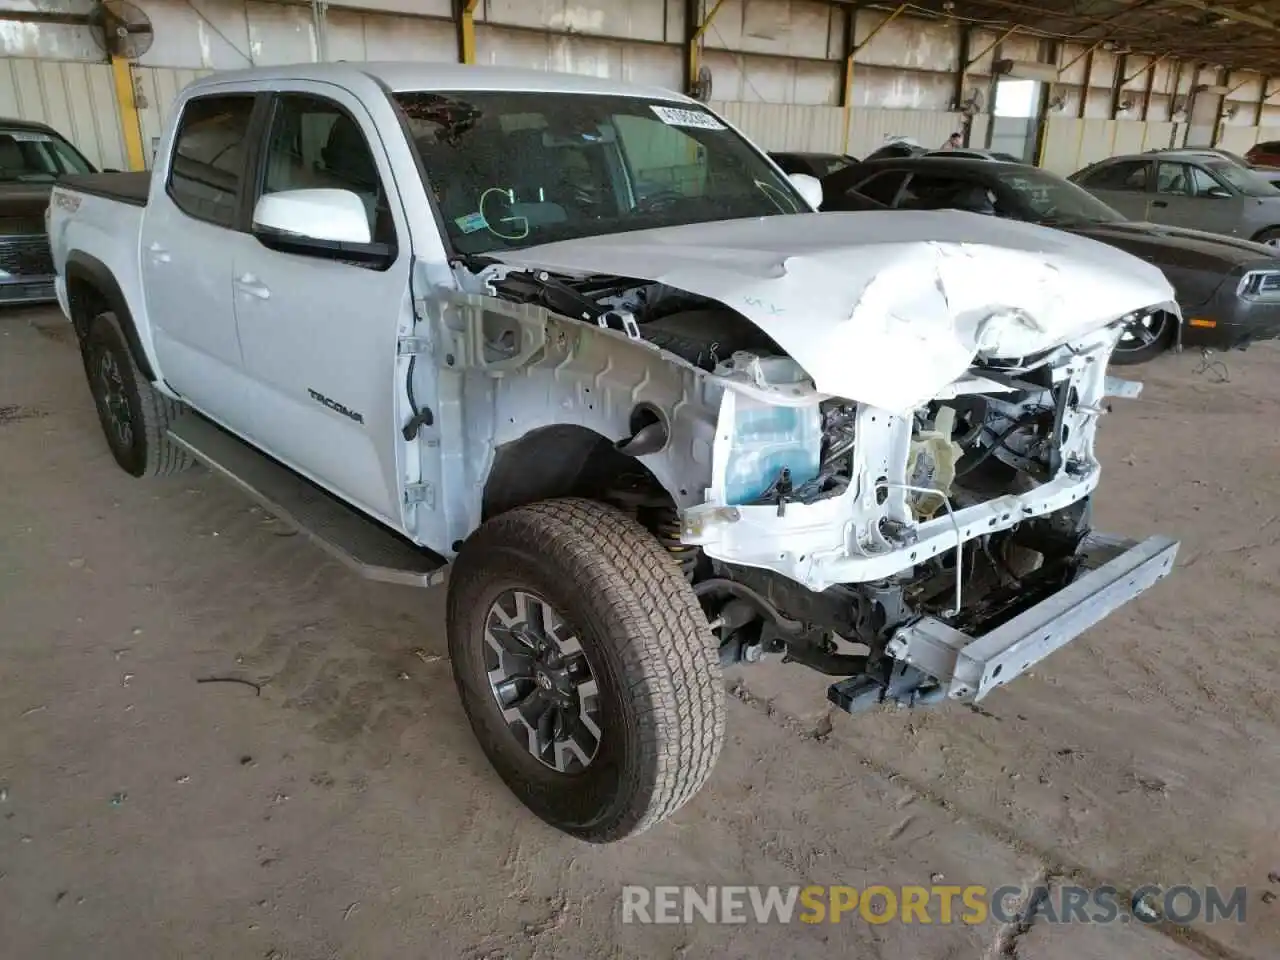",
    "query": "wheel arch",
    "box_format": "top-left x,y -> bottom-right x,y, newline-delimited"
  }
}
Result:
481,424 -> 678,521
64,251 -> 155,381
